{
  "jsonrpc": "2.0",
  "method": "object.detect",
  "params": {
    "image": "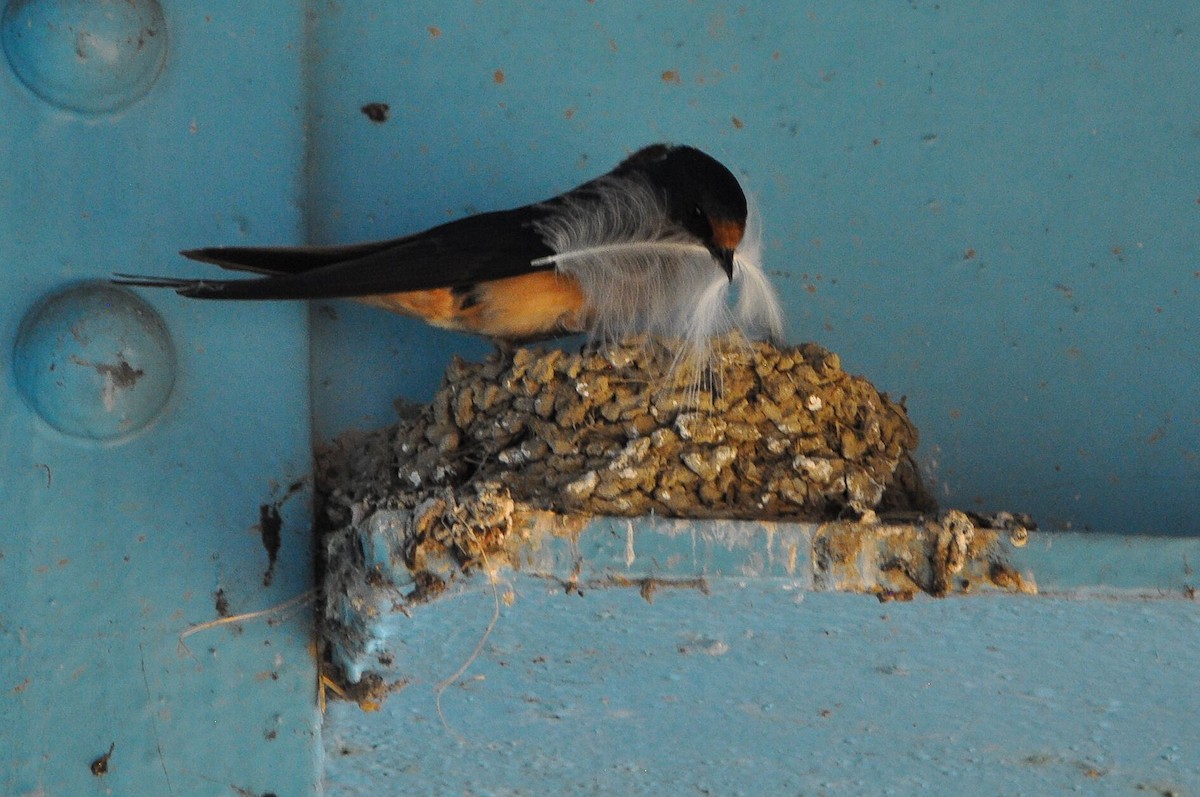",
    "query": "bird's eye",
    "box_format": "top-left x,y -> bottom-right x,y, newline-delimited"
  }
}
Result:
691,205 -> 704,218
